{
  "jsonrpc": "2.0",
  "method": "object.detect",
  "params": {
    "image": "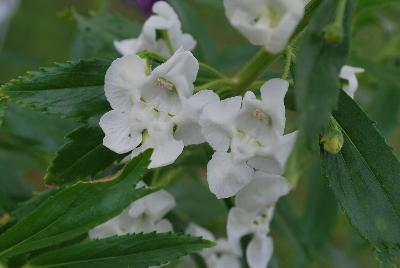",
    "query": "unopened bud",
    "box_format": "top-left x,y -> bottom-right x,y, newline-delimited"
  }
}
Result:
321,128 -> 344,154
323,24 -> 343,45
